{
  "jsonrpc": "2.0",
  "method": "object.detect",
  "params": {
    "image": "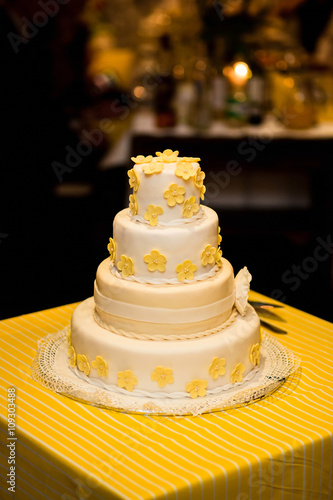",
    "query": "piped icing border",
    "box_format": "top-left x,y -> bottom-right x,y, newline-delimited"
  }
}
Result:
130,209 -> 204,227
